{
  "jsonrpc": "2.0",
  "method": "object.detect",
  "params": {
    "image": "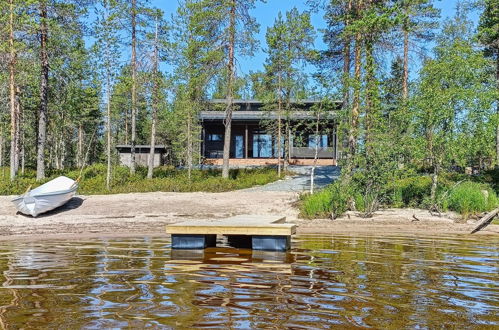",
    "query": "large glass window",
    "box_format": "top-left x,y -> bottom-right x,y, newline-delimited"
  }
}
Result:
234,135 -> 244,158
308,135 -> 328,148
253,134 -> 272,158
207,134 -> 223,141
